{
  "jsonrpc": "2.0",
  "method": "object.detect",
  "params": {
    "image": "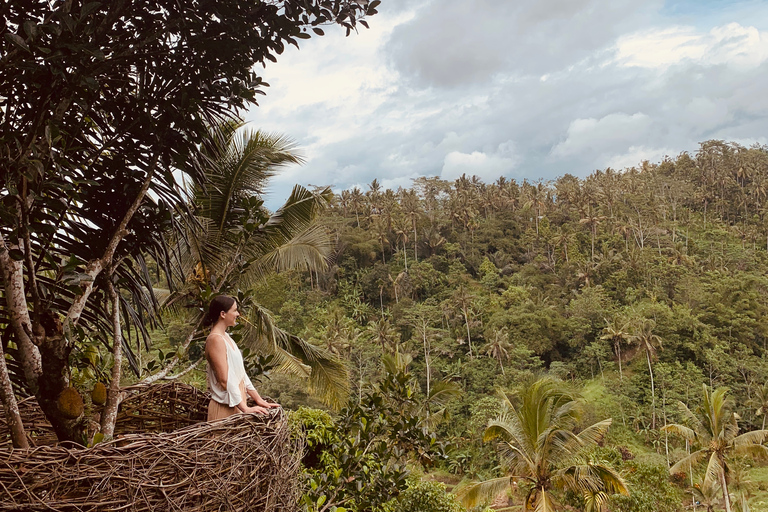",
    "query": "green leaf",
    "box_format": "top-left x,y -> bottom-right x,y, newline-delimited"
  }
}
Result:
5,33 -> 29,52
8,249 -> 24,261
